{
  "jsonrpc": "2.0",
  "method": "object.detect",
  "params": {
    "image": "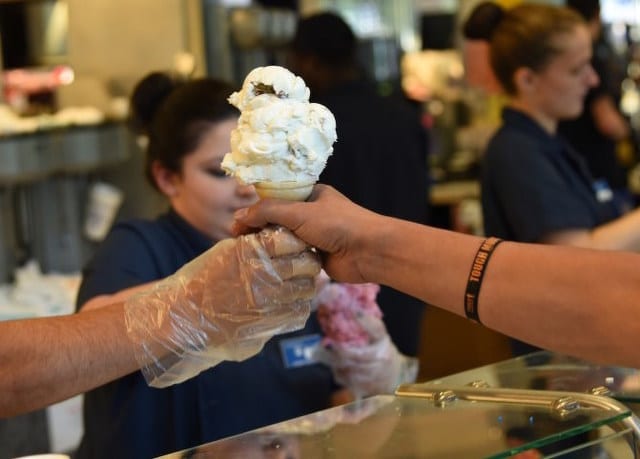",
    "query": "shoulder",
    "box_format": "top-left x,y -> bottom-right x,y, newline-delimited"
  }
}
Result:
485,127 -> 547,172
77,217 -> 173,302
95,218 -> 172,258
85,219 -> 172,282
